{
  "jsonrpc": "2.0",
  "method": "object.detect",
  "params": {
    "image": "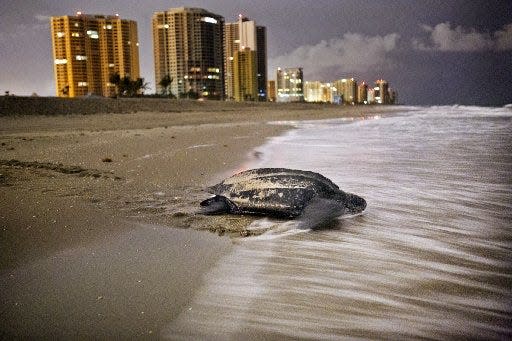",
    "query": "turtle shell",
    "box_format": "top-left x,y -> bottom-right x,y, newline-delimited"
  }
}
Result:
208,168 -> 344,217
